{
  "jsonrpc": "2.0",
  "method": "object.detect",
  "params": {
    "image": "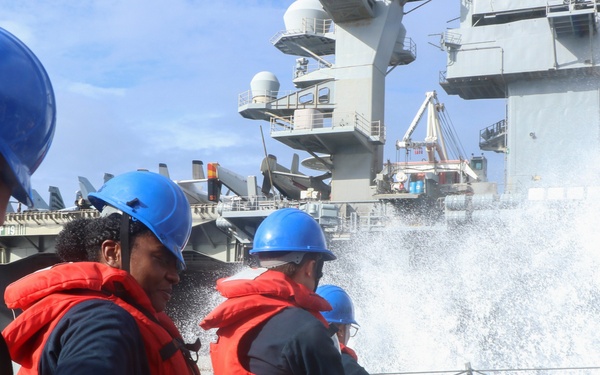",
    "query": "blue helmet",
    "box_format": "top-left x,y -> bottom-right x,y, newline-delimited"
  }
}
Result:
0,28 -> 56,206
316,284 -> 358,325
250,208 -> 336,261
88,171 -> 192,270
